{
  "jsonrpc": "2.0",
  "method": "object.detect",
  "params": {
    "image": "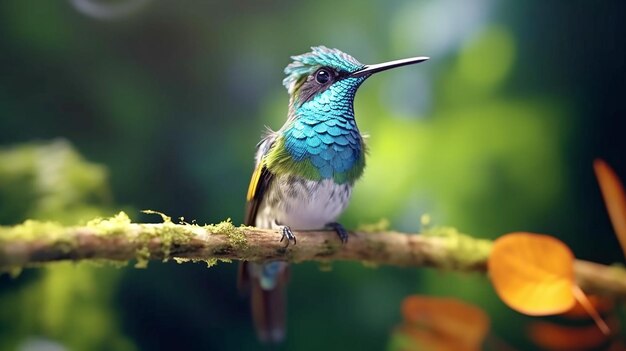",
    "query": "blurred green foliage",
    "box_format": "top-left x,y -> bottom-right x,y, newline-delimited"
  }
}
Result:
0,141 -> 133,351
0,140 -> 112,224
1,0 -> 625,350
